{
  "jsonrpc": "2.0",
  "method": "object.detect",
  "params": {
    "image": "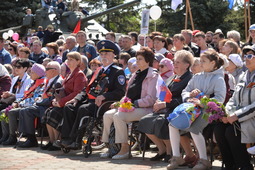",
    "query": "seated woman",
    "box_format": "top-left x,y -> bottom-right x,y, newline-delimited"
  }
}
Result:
101,47 -> 159,159
0,60 -> 32,144
1,63 -> 45,146
137,50 -> 193,162
167,49 -> 226,170
44,52 -> 87,148
158,58 -> 174,82
214,45 -> 255,170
